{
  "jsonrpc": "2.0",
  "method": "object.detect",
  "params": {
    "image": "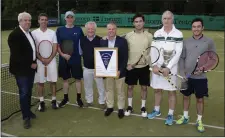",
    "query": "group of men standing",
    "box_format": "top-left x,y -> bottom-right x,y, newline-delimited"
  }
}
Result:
8,10 -> 216,134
